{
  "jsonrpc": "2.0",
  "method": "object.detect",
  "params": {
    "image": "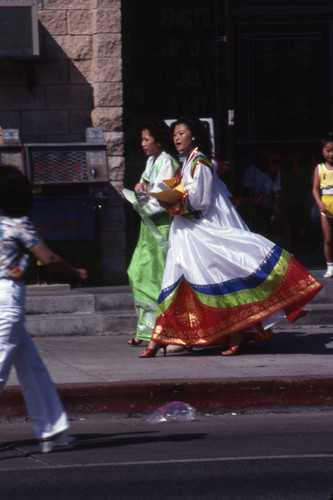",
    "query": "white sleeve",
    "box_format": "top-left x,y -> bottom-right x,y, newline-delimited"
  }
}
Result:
141,156 -> 178,216
186,162 -> 213,215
